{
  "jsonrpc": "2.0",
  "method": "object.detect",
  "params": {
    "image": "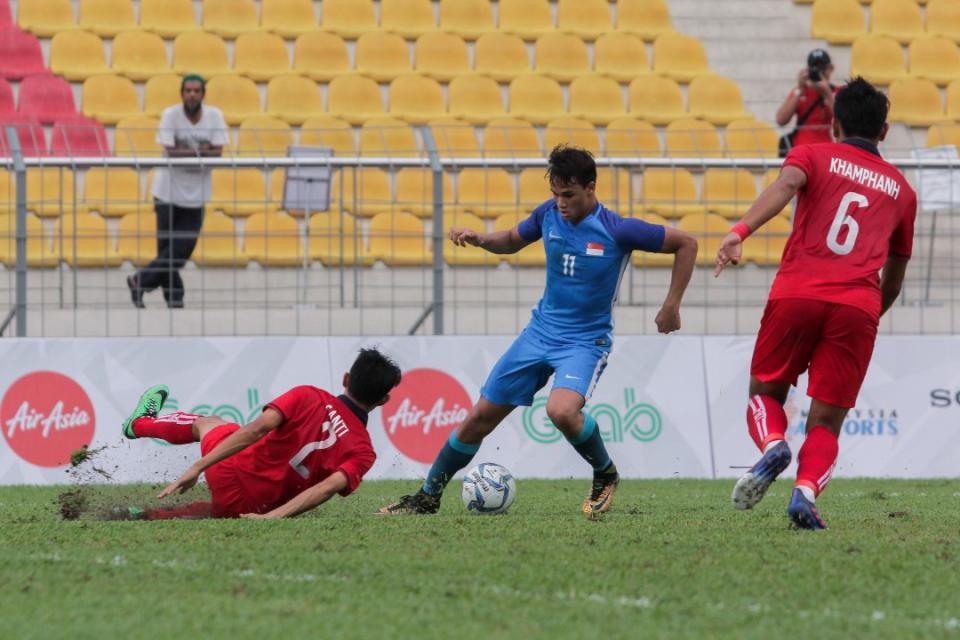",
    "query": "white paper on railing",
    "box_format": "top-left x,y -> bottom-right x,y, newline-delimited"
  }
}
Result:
912,145 -> 960,212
